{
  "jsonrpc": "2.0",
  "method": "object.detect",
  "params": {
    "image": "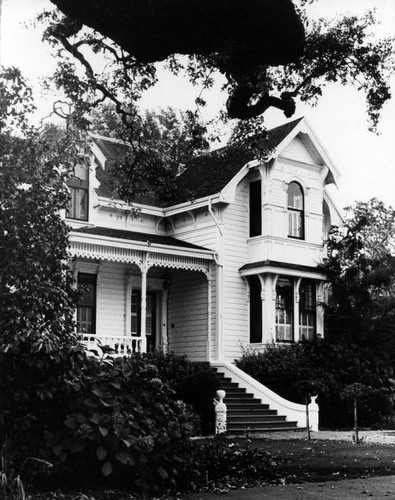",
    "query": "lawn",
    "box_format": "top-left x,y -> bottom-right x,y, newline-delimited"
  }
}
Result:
243,438 -> 395,483
30,438 -> 395,499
